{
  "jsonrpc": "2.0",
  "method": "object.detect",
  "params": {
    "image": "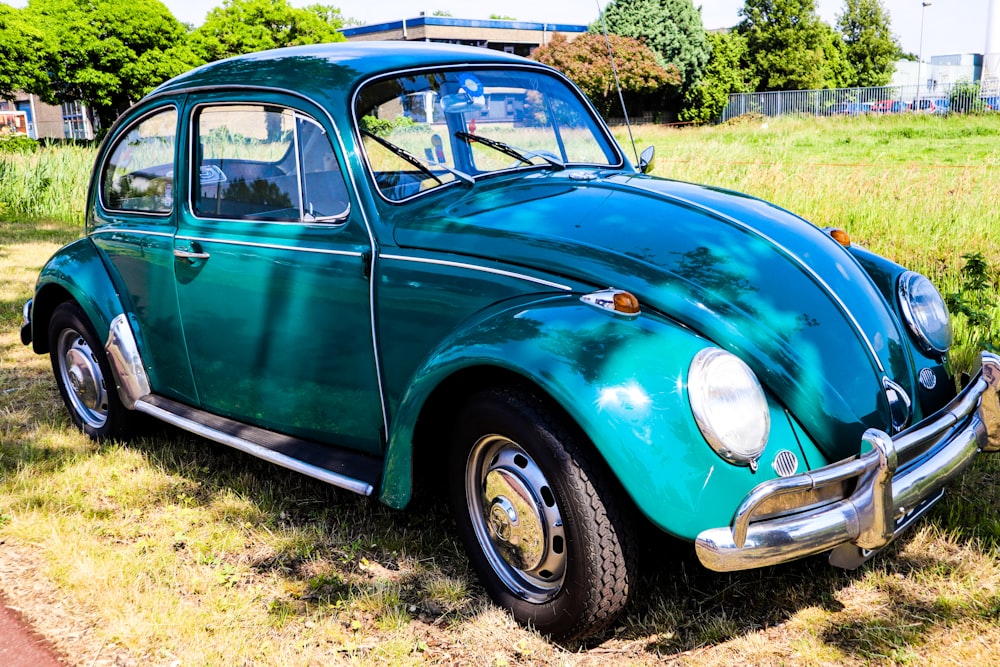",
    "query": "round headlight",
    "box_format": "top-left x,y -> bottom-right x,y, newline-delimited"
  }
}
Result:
898,271 -> 952,354
687,348 -> 770,470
